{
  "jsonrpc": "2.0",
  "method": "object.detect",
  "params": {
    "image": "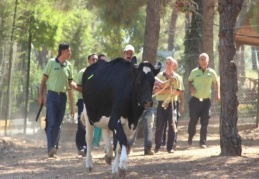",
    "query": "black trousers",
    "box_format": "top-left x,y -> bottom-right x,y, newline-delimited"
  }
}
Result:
188,97 -> 211,145
75,99 -> 87,151
162,101 -> 179,145
155,101 -> 177,151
